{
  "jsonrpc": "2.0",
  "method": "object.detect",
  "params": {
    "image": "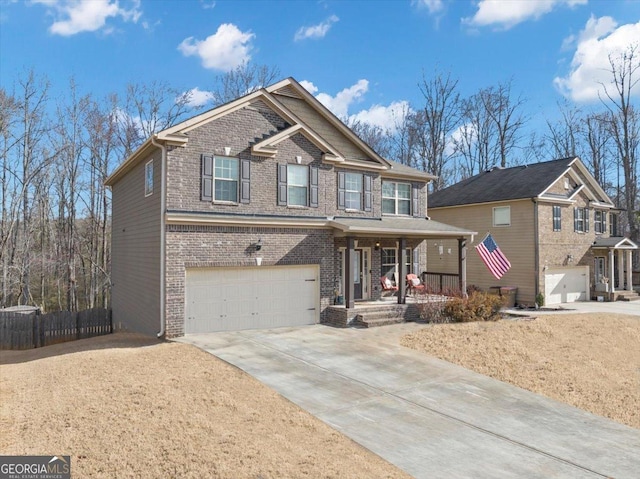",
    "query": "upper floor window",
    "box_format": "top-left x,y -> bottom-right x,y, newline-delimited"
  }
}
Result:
382,181 -> 411,215
574,207 -> 589,233
201,154 -> 251,204
493,206 -> 511,227
145,160 -> 153,197
594,210 -> 607,234
610,212 -> 618,236
337,171 -> 372,212
277,163 -> 319,208
552,205 -> 561,231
